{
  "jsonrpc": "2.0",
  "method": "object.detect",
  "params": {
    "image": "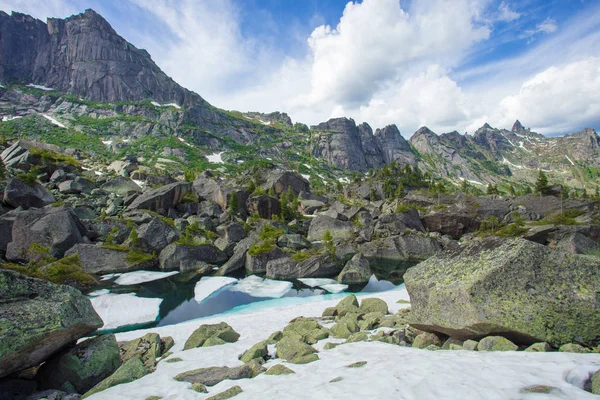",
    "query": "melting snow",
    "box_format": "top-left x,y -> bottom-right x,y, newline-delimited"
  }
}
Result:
565,155 -> 575,166
114,271 -> 179,286
177,137 -> 191,147
102,140 -> 114,146
132,179 -> 146,189
98,286 -> 600,400
518,141 -> 531,153
229,275 -> 292,298
338,177 -> 350,184
259,119 -> 271,126
298,278 -> 338,288
206,152 -> 225,164
42,114 -> 65,128
301,174 -> 310,180
502,158 -> 524,170
90,293 -> 163,331
151,101 -> 182,110
27,83 -> 55,91
194,276 -> 238,303
320,283 -> 349,293
1,116 -> 22,122
87,289 -> 110,297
